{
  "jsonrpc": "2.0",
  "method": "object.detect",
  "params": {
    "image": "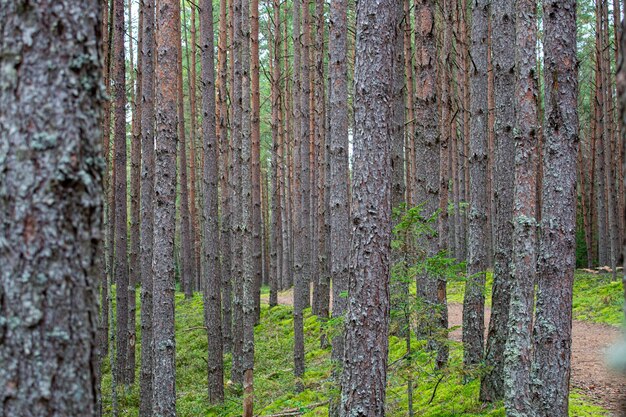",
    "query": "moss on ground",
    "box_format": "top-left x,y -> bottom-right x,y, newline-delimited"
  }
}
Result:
101,286 -> 612,416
